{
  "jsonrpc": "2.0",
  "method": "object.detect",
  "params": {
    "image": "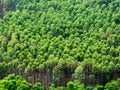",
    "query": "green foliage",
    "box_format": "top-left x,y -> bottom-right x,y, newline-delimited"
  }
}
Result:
32,82 -> 43,90
93,85 -> 103,90
67,81 -> 84,90
67,81 -> 74,90
105,80 -> 118,90
0,74 -> 43,90
86,86 -> 93,90
0,74 -> 31,90
49,84 -> 56,90
55,86 -> 65,90
0,0 -> 120,89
